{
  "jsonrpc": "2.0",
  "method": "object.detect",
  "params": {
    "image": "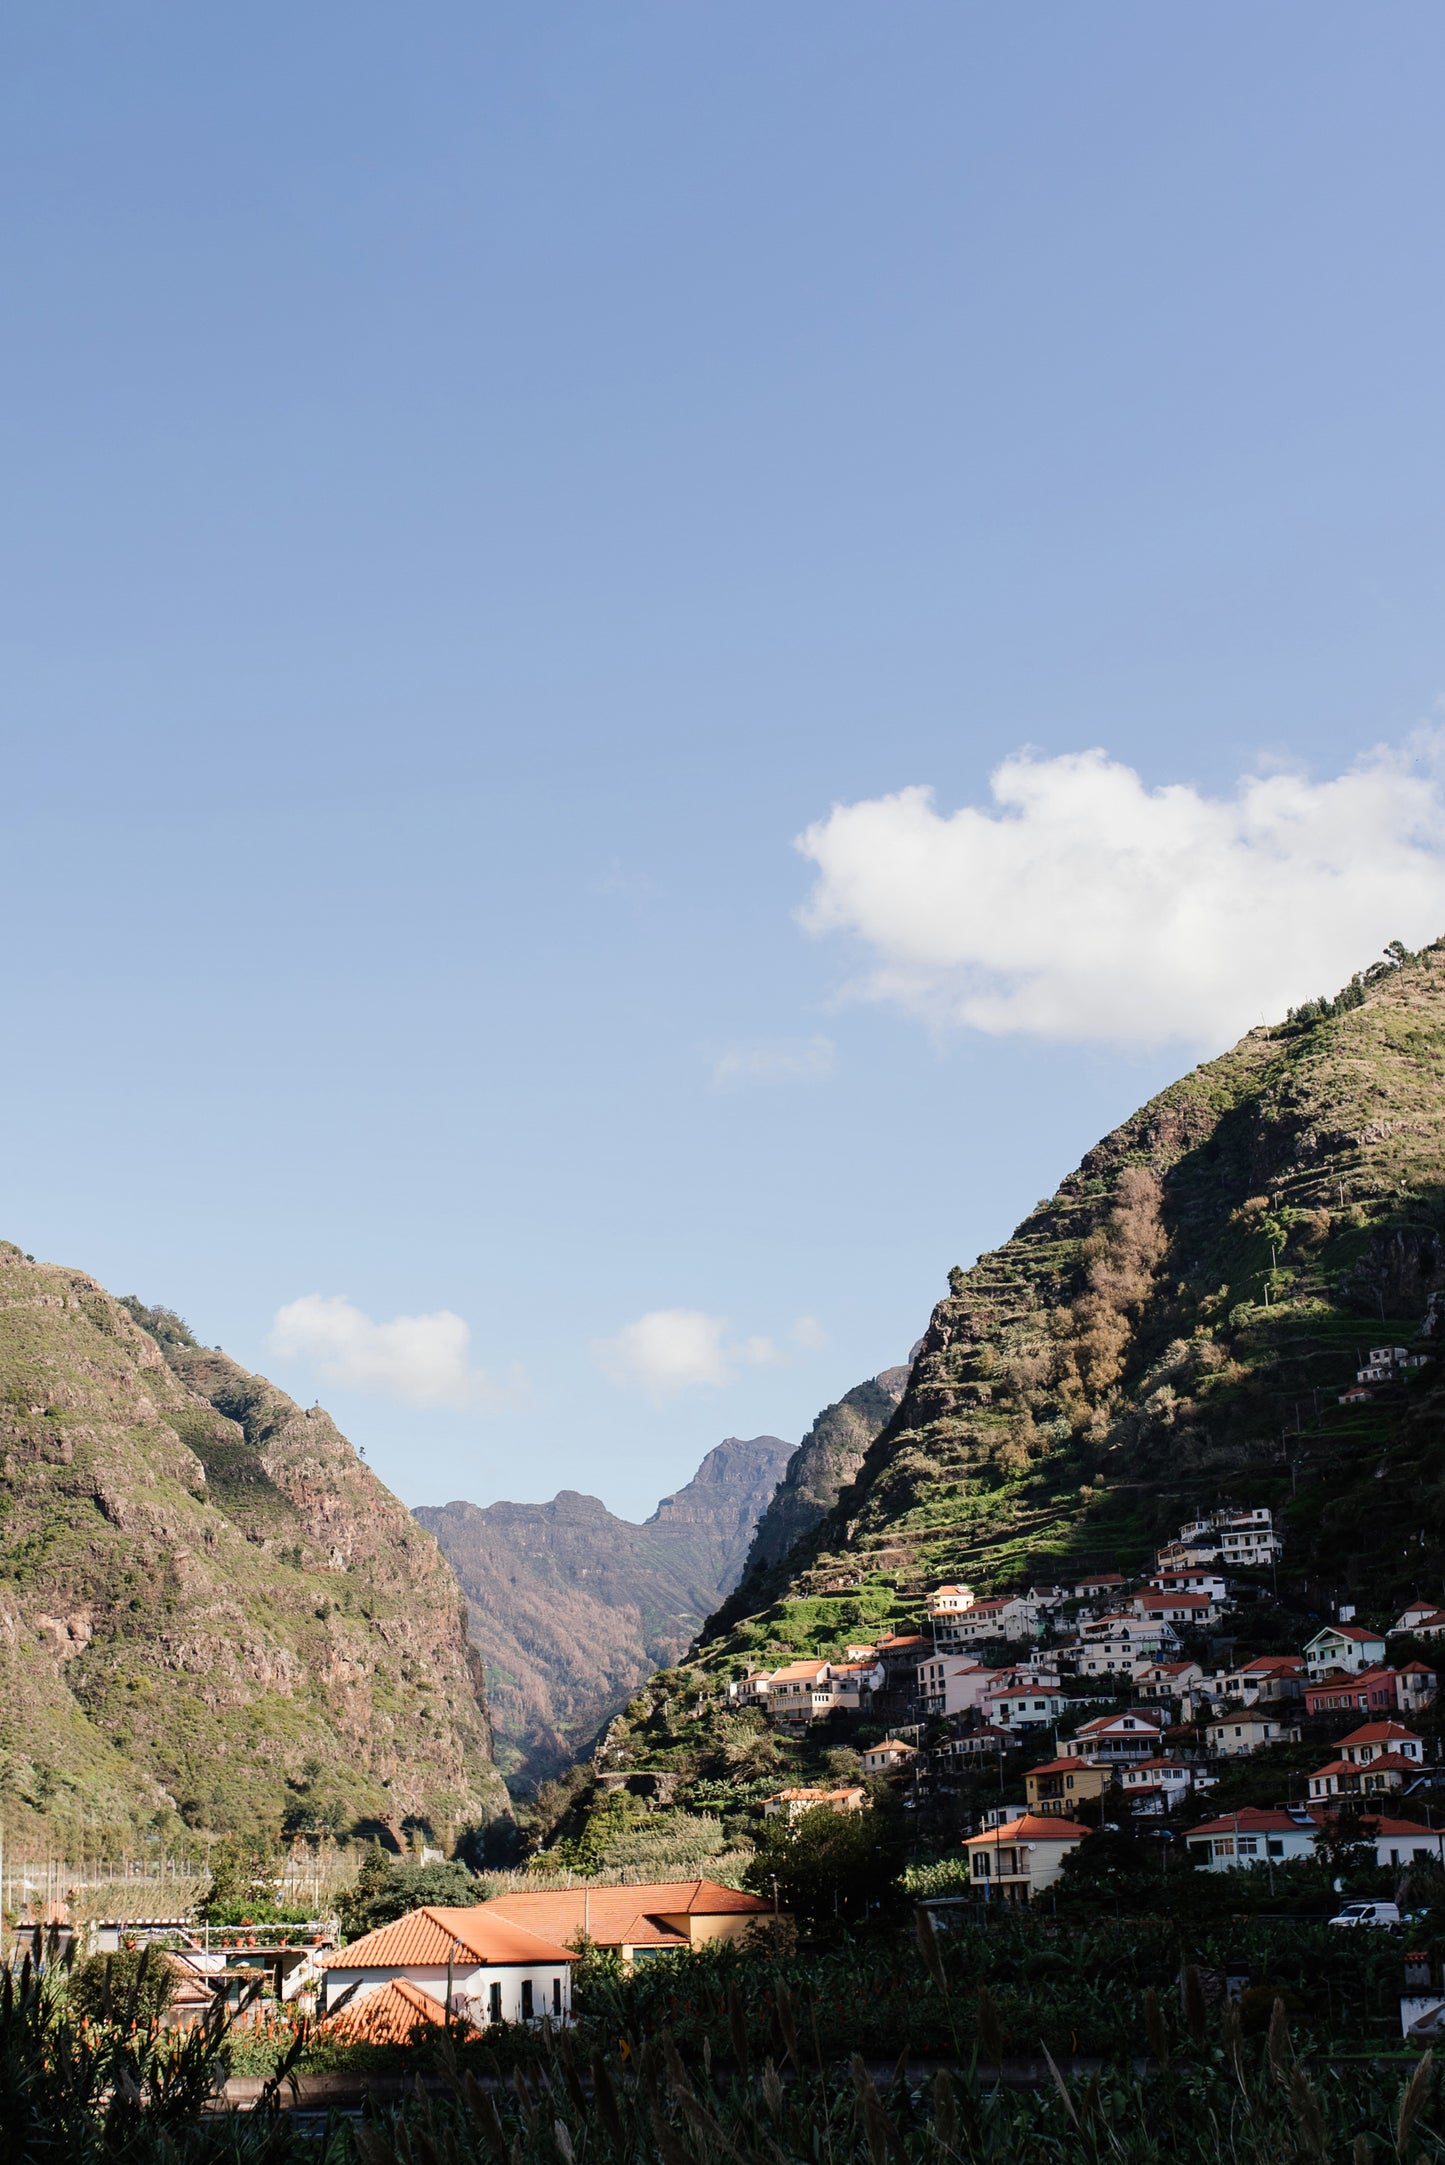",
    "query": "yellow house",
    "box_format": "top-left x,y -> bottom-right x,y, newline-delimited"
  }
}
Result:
1024,1756 -> 1111,1817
